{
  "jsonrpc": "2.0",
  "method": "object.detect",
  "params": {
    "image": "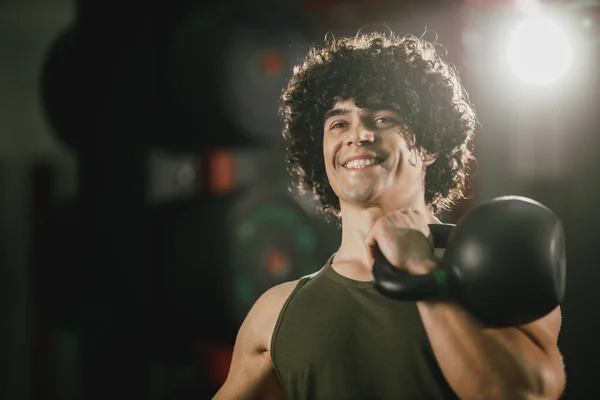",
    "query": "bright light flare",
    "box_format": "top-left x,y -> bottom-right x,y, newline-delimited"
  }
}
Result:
506,17 -> 572,85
